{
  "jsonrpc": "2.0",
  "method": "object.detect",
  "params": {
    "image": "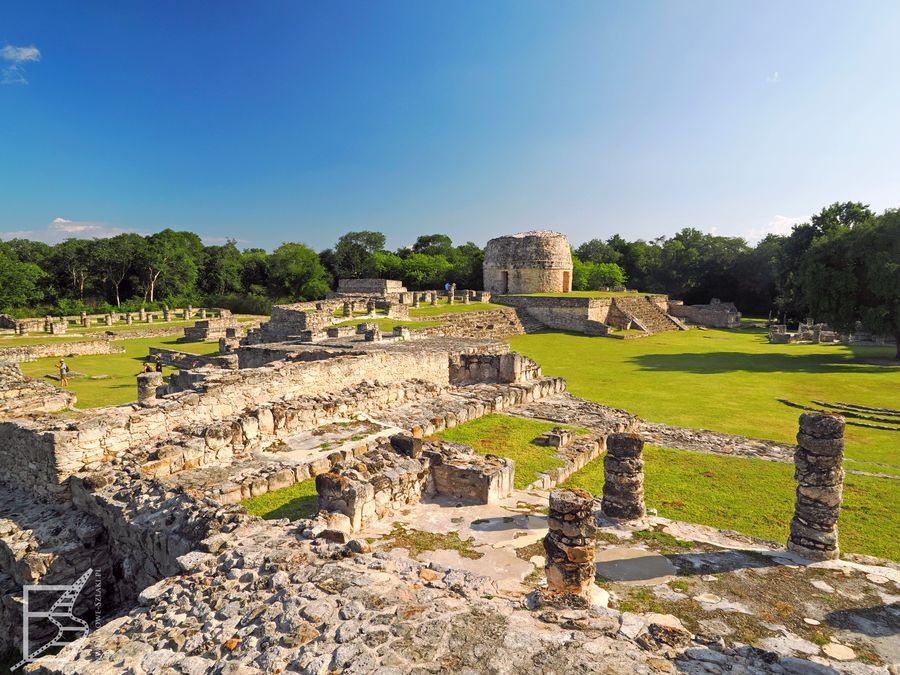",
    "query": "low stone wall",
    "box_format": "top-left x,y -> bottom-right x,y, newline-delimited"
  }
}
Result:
449,352 -> 542,385
419,307 -> 539,338
149,346 -> 238,370
669,299 -> 741,328
0,338 -> 124,363
316,436 -> 514,532
0,362 -> 76,416
495,295 -> 608,333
